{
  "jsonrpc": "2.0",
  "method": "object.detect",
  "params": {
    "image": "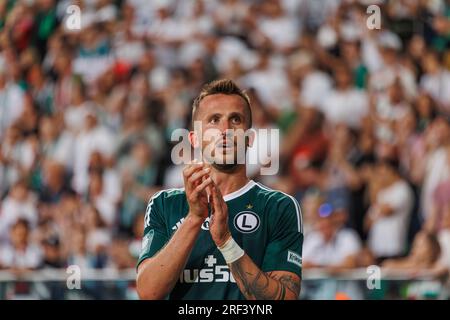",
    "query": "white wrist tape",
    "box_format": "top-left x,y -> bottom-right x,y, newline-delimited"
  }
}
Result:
218,237 -> 245,264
